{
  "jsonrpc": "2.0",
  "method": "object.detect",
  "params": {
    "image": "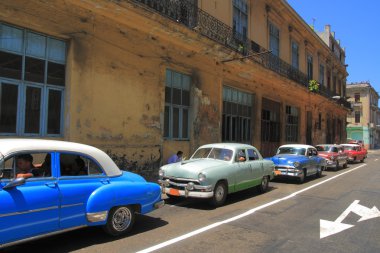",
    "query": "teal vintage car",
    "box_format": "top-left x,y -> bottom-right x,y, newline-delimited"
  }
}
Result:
158,143 -> 275,206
